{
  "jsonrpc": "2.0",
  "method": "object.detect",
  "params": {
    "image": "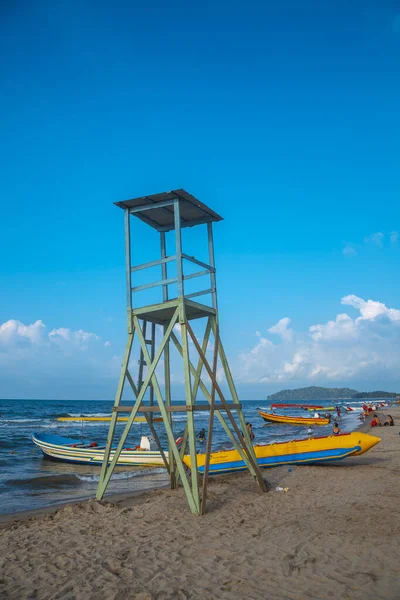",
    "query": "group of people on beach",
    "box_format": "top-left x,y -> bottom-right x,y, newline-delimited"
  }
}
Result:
197,403 -> 394,446
371,414 -> 394,427
359,403 -> 395,427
